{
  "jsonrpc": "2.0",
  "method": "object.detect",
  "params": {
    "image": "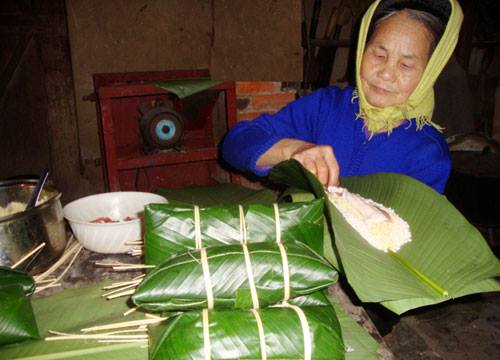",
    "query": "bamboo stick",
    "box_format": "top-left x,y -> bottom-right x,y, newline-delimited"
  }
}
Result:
128,249 -> 144,256
46,334 -> 148,341
102,279 -> 143,290
102,282 -> 140,298
105,328 -> 147,335
34,283 -> 61,291
35,277 -> 58,284
94,261 -> 153,271
11,242 -> 46,269
94,261 -> 140,267
48,330 -> 71,336
145,313 -> 162,319
35,244 -> 83,294
112,265 -> 154,271
106,289 -> 135,299
81,317 -> 167,332
98,339 -> 147,343
124,241 -> 143,246
123,307 -> 139,316
49,328 -> 147,336
34,239 -> 81,282
97,339 -> 148,344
